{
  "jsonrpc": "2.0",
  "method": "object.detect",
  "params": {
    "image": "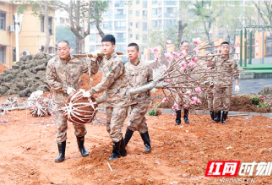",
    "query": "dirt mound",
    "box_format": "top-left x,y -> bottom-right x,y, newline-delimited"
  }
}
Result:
0,63 -> 8,75
0,53 -> 52,97
230,95 -> 271,113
